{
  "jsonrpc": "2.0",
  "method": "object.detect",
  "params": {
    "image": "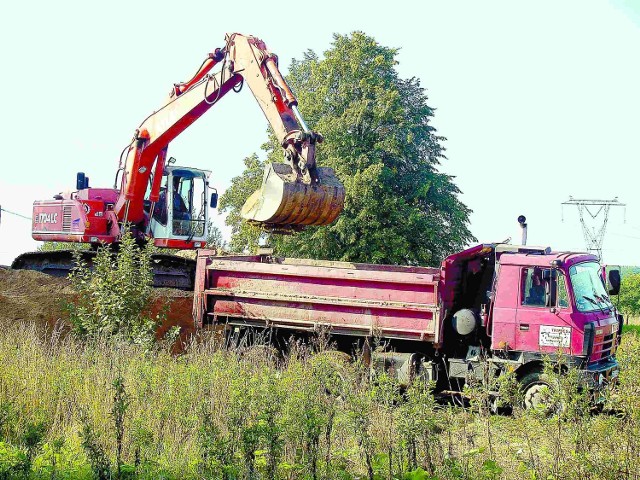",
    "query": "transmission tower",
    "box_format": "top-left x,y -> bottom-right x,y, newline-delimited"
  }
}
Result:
561,197 -> 626,260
